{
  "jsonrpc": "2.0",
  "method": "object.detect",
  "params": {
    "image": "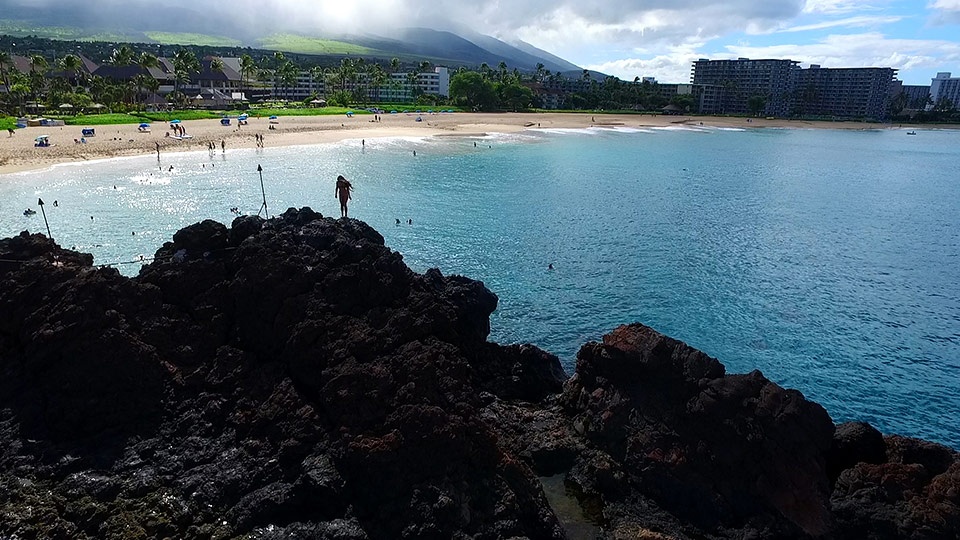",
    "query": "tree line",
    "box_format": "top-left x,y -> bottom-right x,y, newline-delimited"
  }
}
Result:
2,37 -> 699,116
